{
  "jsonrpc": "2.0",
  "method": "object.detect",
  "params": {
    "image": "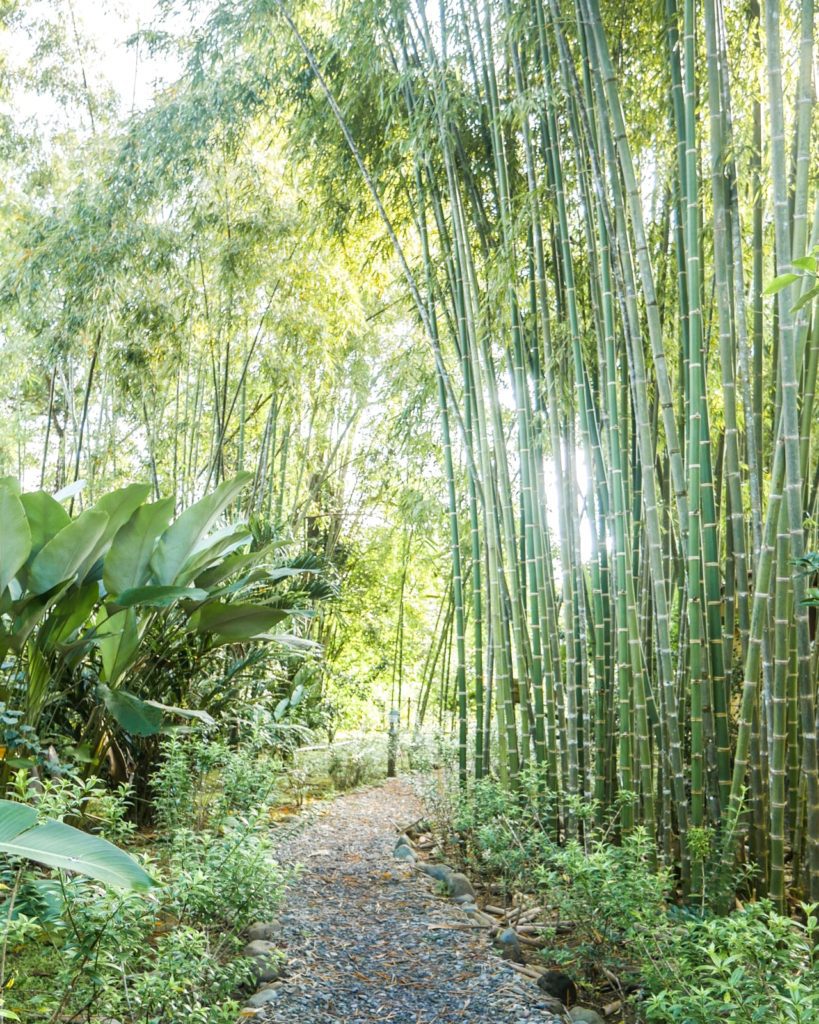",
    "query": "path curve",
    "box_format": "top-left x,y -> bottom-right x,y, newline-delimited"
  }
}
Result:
257,777 -> 561,1023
